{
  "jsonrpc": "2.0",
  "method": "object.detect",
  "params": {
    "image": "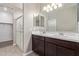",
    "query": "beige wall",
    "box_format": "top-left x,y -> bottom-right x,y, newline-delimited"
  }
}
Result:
24,3 -> 40,53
